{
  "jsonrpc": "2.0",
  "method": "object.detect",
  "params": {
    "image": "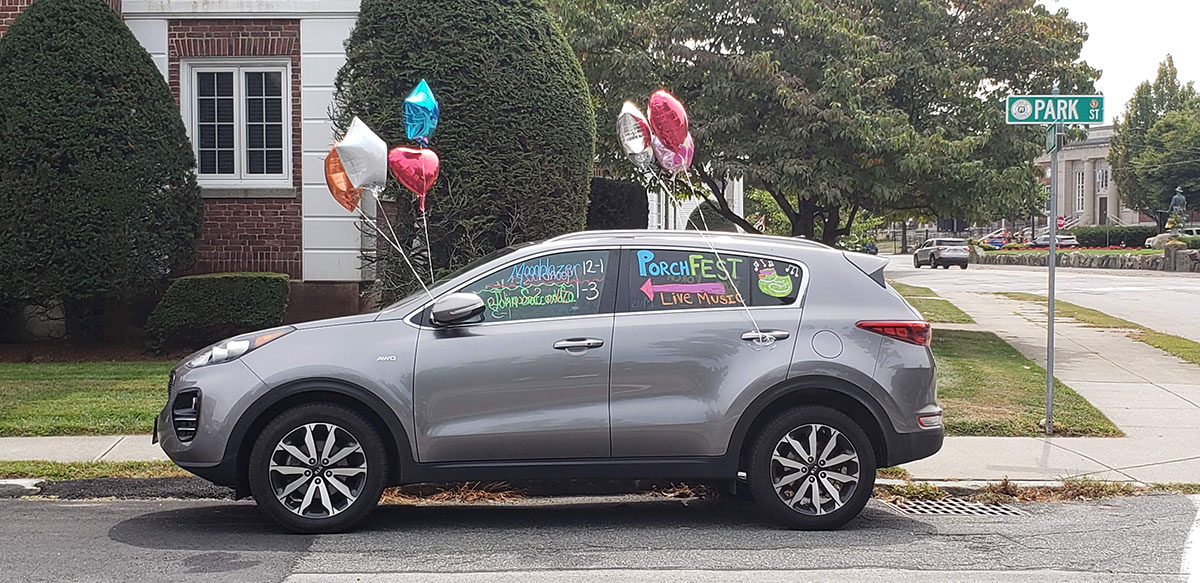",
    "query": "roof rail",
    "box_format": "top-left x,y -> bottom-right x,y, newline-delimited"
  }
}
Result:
549,229 -> 833,249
